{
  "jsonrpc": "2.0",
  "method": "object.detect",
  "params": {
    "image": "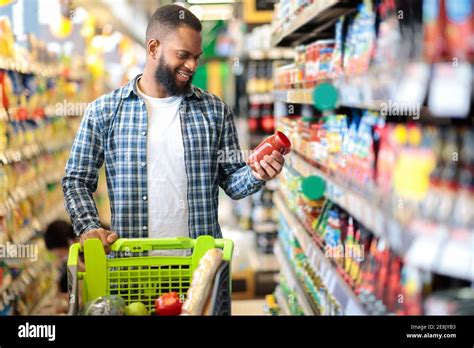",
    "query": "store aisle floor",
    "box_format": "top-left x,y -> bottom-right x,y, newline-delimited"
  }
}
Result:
232,300 -> 266,315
